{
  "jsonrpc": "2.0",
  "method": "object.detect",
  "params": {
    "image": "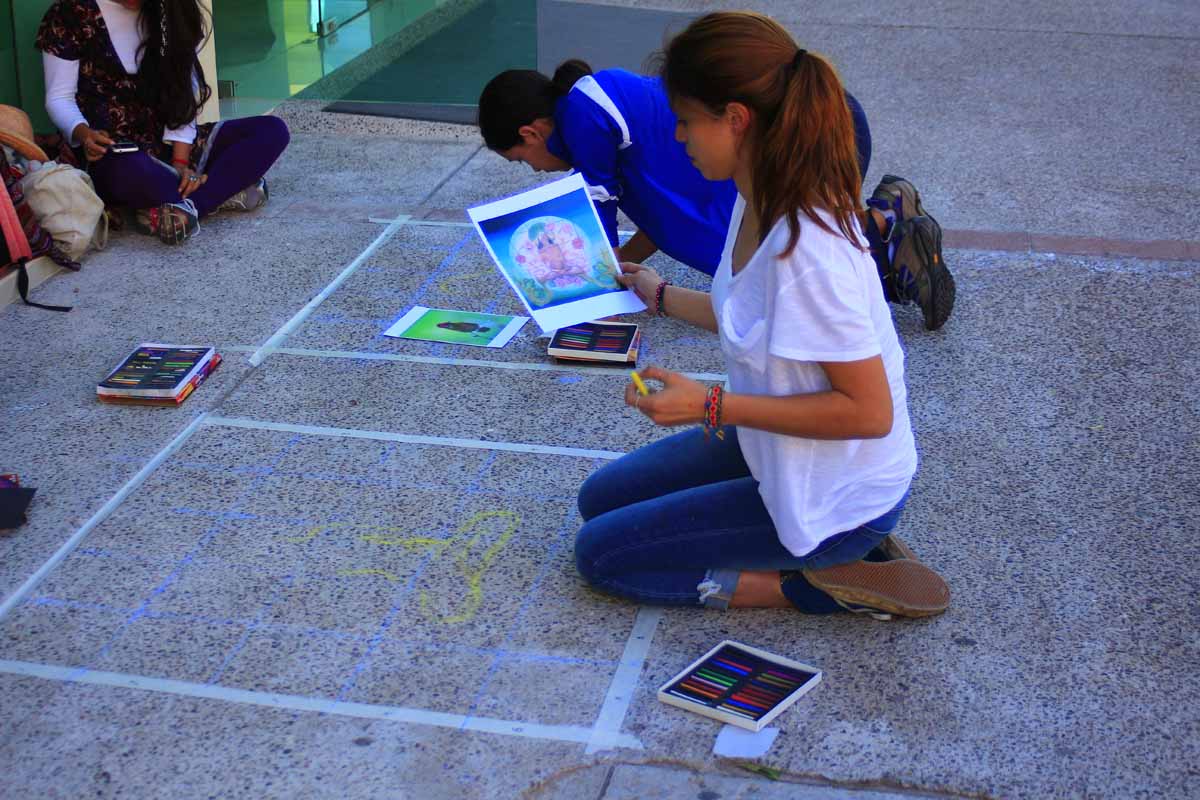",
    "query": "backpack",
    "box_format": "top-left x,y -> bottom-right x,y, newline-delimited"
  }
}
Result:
0,147 -> 78,312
